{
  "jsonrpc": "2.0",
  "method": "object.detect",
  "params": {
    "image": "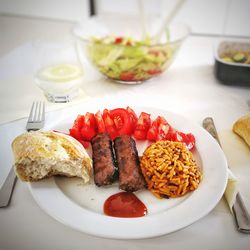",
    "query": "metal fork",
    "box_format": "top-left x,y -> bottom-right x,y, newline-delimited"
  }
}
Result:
0,101 -> 45,208
26,101 -> 45,131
